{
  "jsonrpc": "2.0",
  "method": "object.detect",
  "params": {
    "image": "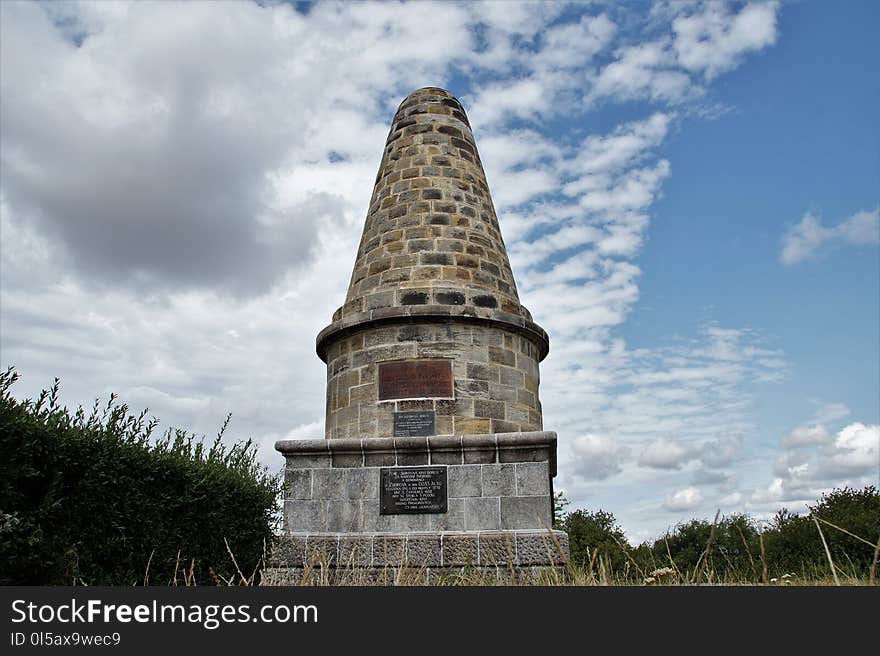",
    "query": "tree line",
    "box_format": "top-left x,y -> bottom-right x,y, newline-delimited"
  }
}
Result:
555,485 -> 879,583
